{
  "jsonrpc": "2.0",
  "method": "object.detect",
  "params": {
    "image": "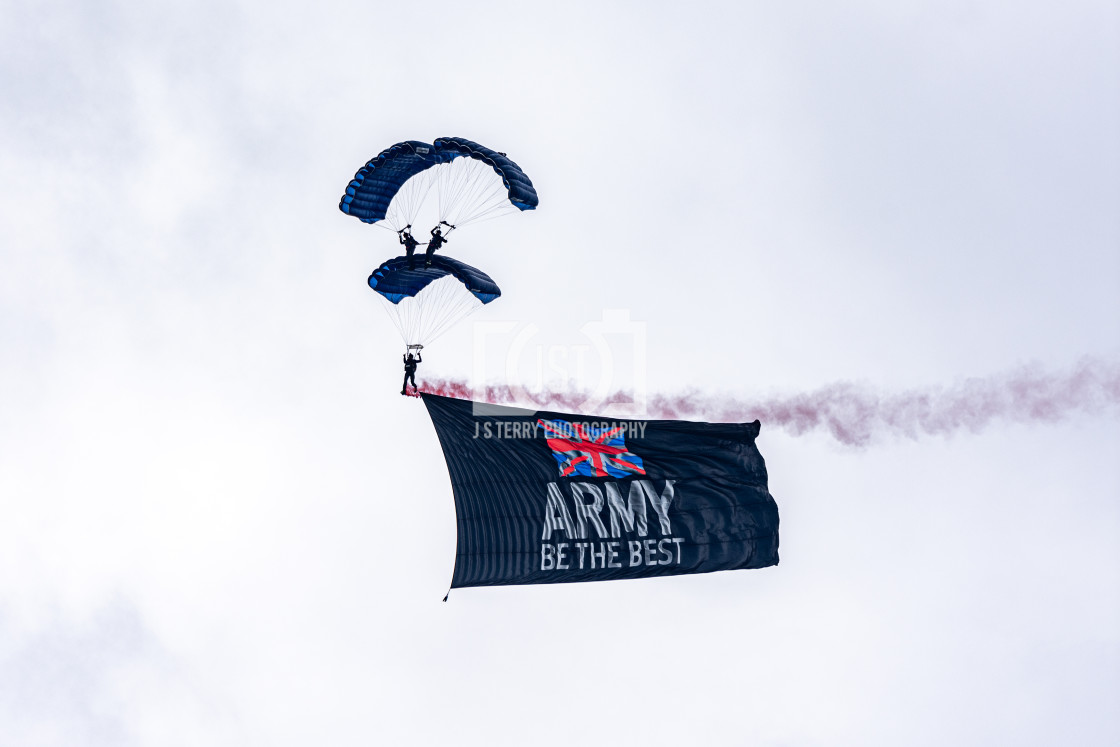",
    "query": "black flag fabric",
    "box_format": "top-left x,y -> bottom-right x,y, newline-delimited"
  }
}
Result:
422,393 -> 779,589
